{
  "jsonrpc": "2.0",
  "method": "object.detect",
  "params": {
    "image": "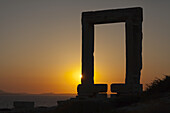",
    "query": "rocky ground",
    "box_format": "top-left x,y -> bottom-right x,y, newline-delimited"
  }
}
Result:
1,92 -> 169,113
45,92 -> 170,113
111,93 -> 170,113
1,76 -> 170,113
